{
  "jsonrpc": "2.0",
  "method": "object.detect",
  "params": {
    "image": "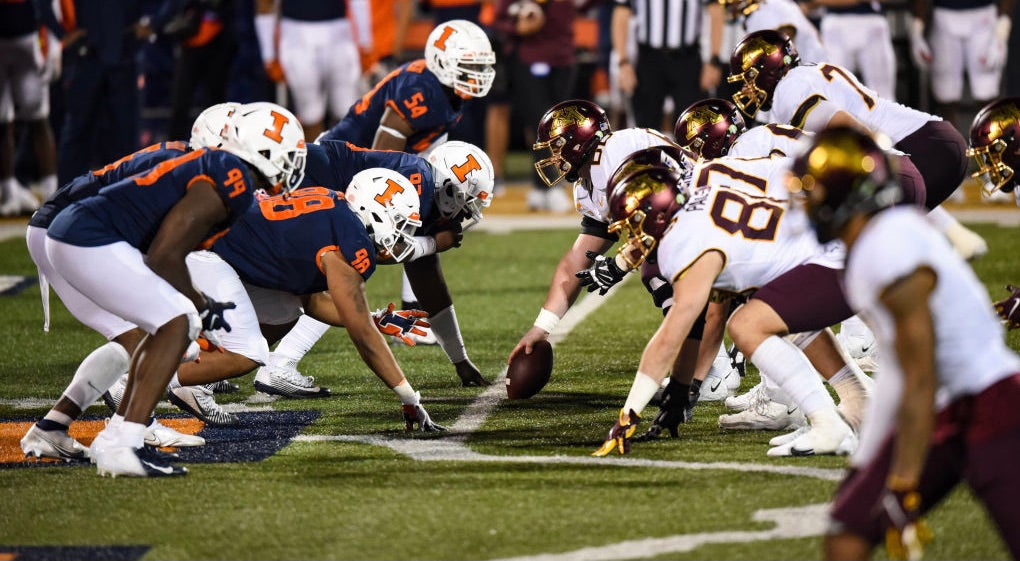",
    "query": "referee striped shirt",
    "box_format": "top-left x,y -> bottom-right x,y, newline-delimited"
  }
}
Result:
615,0 -> 703,49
